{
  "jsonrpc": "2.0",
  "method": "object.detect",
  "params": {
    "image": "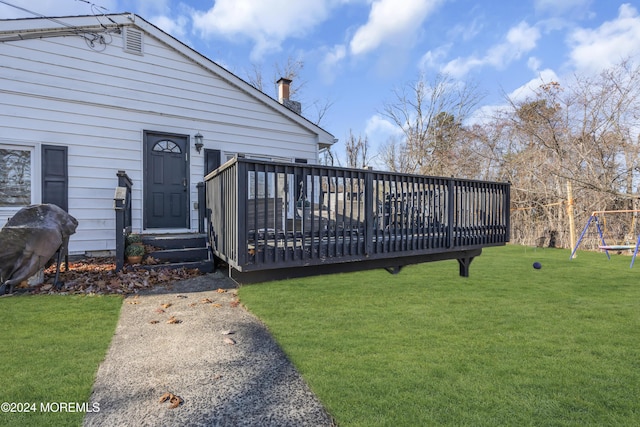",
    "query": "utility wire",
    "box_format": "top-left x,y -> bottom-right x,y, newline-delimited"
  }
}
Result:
0,0 -> 119,51
0,0 -> 77,28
